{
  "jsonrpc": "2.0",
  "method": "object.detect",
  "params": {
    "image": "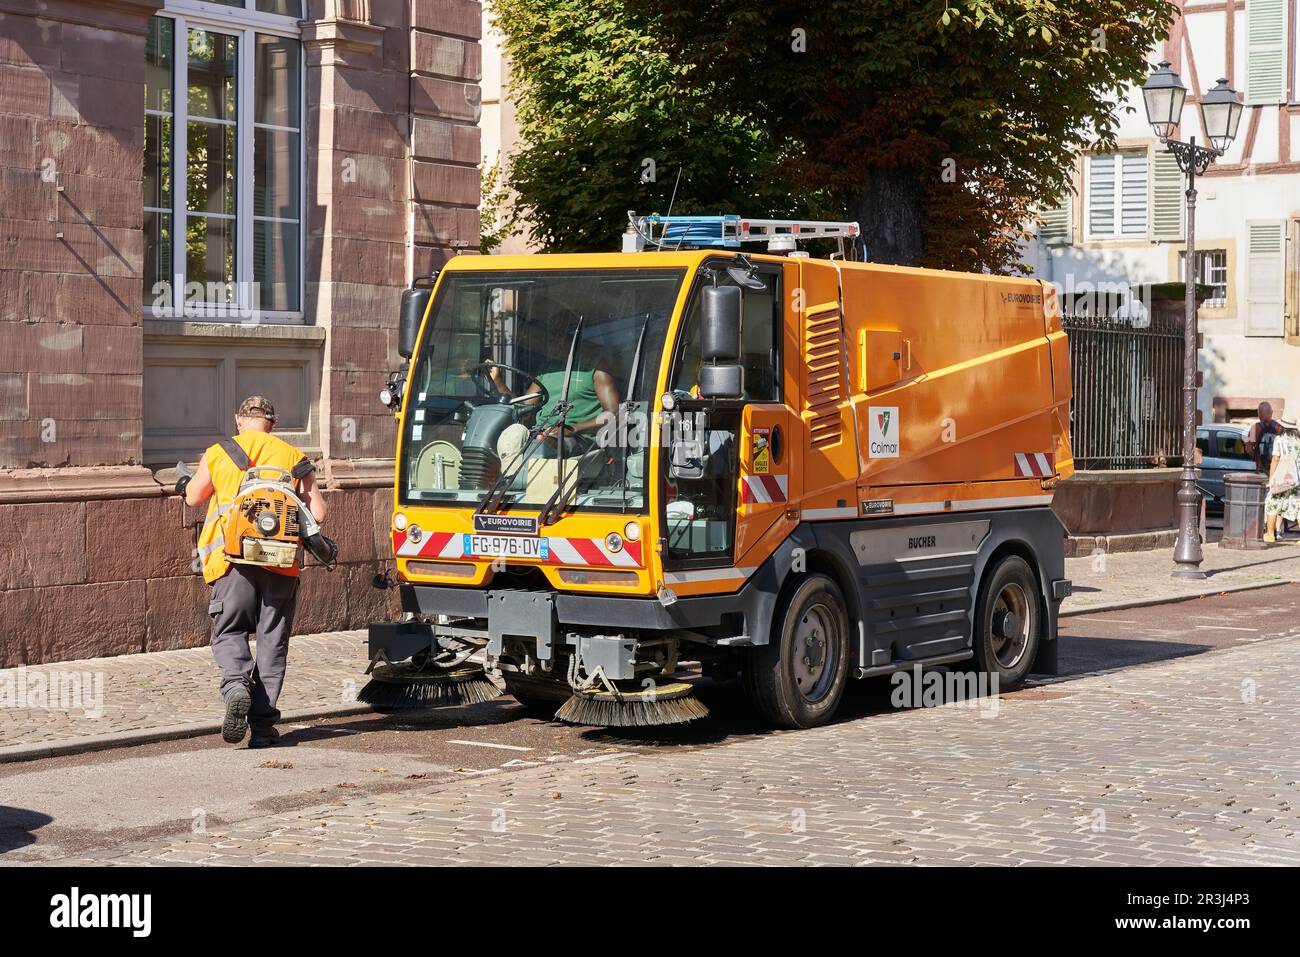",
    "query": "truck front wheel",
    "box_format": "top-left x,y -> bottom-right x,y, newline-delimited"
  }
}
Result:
744,573 -> 850,729
972,555 -> 1041,691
